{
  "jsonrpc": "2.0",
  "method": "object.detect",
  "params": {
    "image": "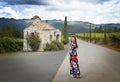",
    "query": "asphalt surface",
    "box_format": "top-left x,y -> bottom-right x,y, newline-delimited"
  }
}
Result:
0,50 -> 68,82
52,39 -> 120,82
